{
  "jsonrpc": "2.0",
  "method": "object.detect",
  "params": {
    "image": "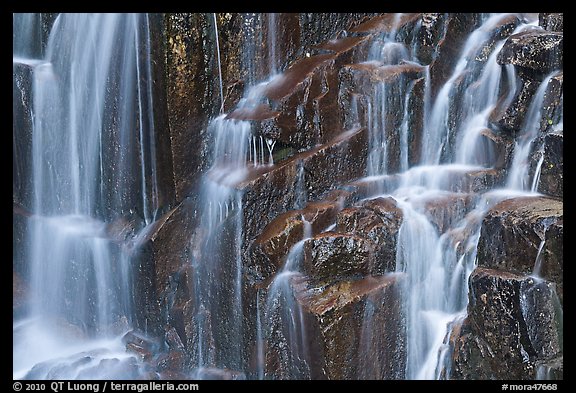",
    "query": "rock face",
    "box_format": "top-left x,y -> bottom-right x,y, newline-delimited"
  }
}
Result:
451,268 -> 562,379
132,197 -> 197,341
476,196 -> 563,301
265,274 -> 406,379
13,62 -> 34,210
303,233 -> 375,285
248,192 -> 350,285
497,29 -> 563,78
535,131 -> 563,198
335,197 -> 403,273
14,12 -> 565,381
